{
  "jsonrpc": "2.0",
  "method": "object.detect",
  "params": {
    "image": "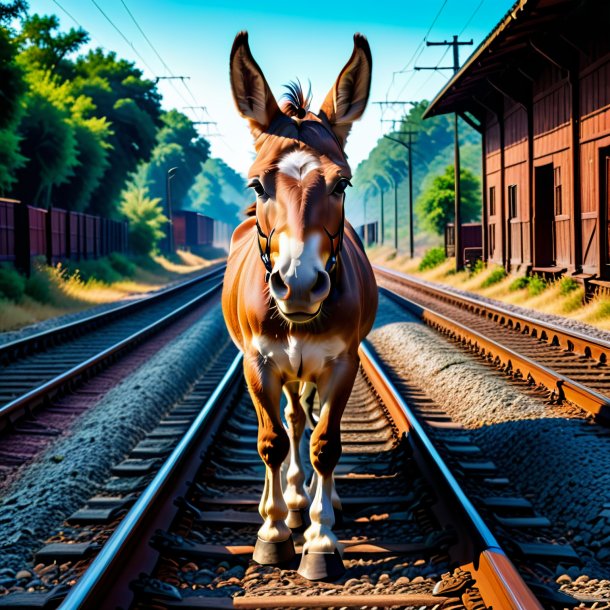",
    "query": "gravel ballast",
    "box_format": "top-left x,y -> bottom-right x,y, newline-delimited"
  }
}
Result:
385,269 -> 610,343
369,294 -> 610,582
0,302 -> 230,571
